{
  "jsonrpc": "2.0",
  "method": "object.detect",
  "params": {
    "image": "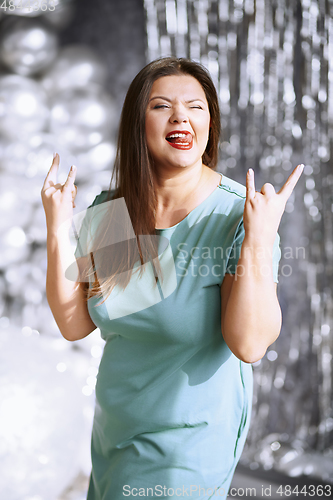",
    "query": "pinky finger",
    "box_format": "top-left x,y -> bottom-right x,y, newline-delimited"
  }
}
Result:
63,165 -> 77,190
246,168 -> 256,201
